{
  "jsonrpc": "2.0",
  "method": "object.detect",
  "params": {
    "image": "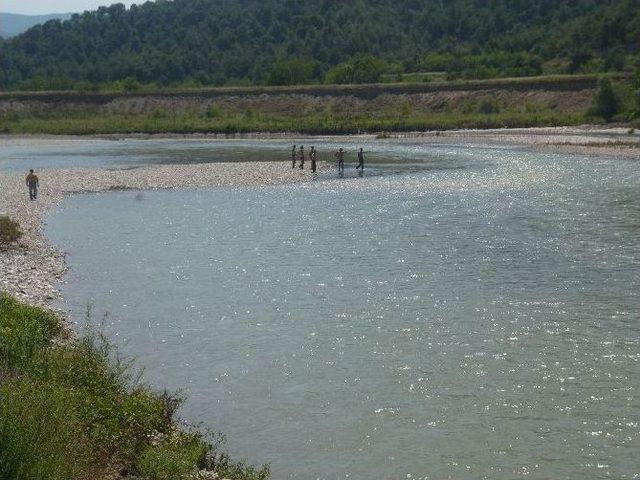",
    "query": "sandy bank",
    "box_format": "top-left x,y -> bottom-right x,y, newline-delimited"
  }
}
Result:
0,161 -> 318,314
5,125 -> 636,158
406,126 -> 640,159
